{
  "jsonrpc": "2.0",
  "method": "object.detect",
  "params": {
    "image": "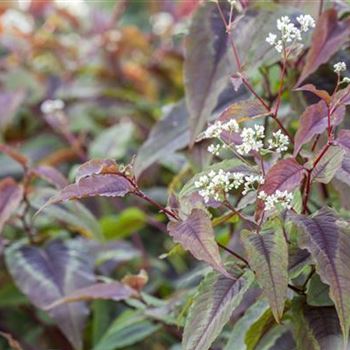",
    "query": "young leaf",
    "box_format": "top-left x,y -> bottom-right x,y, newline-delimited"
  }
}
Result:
182,265 -> 255,350
0,178 -> 23,234
242,225 -> 288,322
297,9 -> 350,85
294,84 -> 331,105
306,274 -> 333,307
46,282 -> 137,310
294,100 -> 345,156
75,159 -> 119,182
167,209 -> 231,278
311,145 -> 345,184
289,208 -> 350,344
5,239 -> 95,350
217,99 -> 269,123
